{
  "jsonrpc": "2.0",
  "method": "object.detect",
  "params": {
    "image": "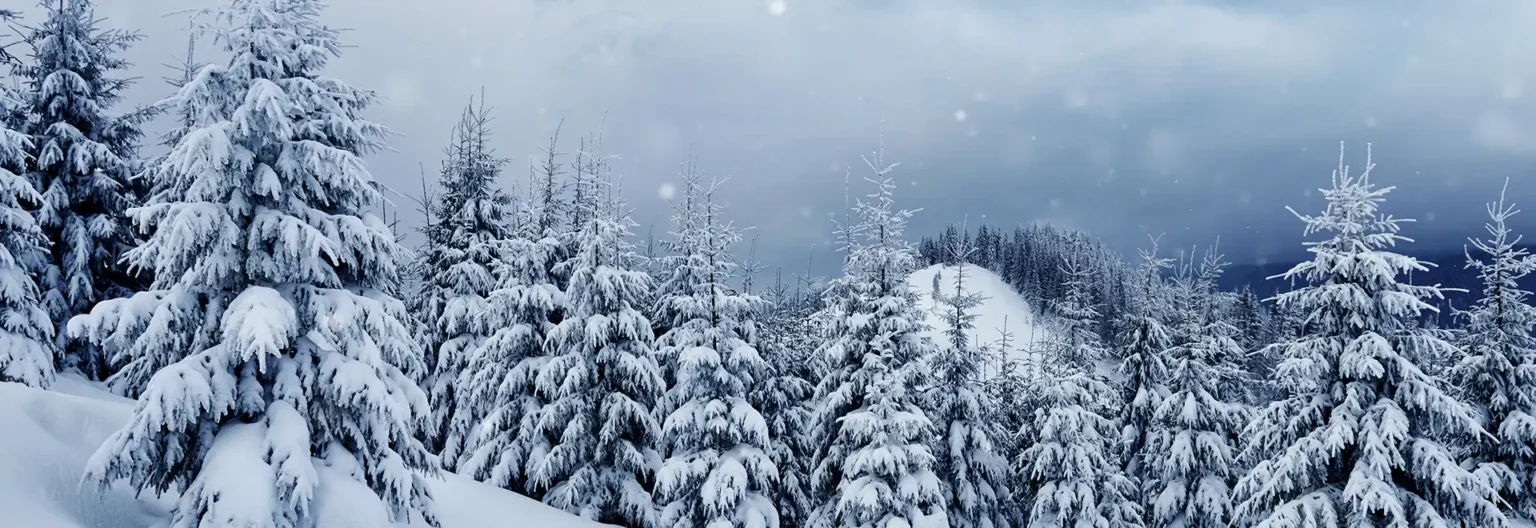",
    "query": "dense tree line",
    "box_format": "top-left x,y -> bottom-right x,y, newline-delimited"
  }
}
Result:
2,2 -> 1535,528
